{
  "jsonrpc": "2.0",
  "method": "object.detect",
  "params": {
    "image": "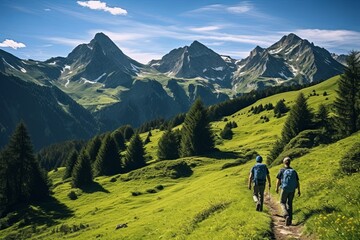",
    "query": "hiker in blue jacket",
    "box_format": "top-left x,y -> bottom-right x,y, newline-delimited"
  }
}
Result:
248,155 -> 271,211
276,157 -> 301,226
